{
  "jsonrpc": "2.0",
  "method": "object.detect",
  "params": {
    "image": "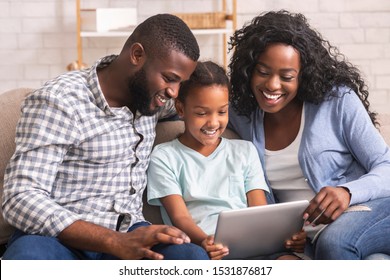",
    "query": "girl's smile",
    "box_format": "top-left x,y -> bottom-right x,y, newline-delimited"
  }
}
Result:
176,85 -> 229,156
